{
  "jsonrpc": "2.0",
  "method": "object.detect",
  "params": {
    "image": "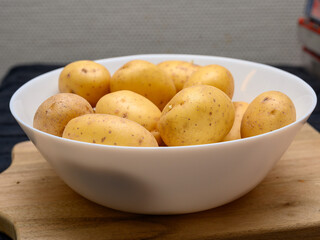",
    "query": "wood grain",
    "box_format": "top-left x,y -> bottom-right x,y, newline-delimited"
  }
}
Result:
0,124 -> 319,240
